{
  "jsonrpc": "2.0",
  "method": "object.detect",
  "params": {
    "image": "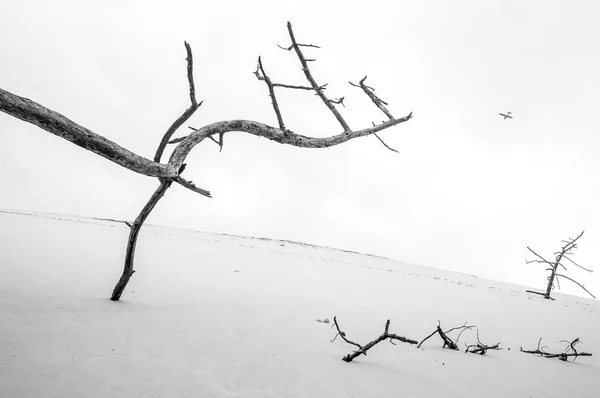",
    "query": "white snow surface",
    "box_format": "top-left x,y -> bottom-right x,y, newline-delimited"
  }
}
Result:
1,210 -> 599,397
